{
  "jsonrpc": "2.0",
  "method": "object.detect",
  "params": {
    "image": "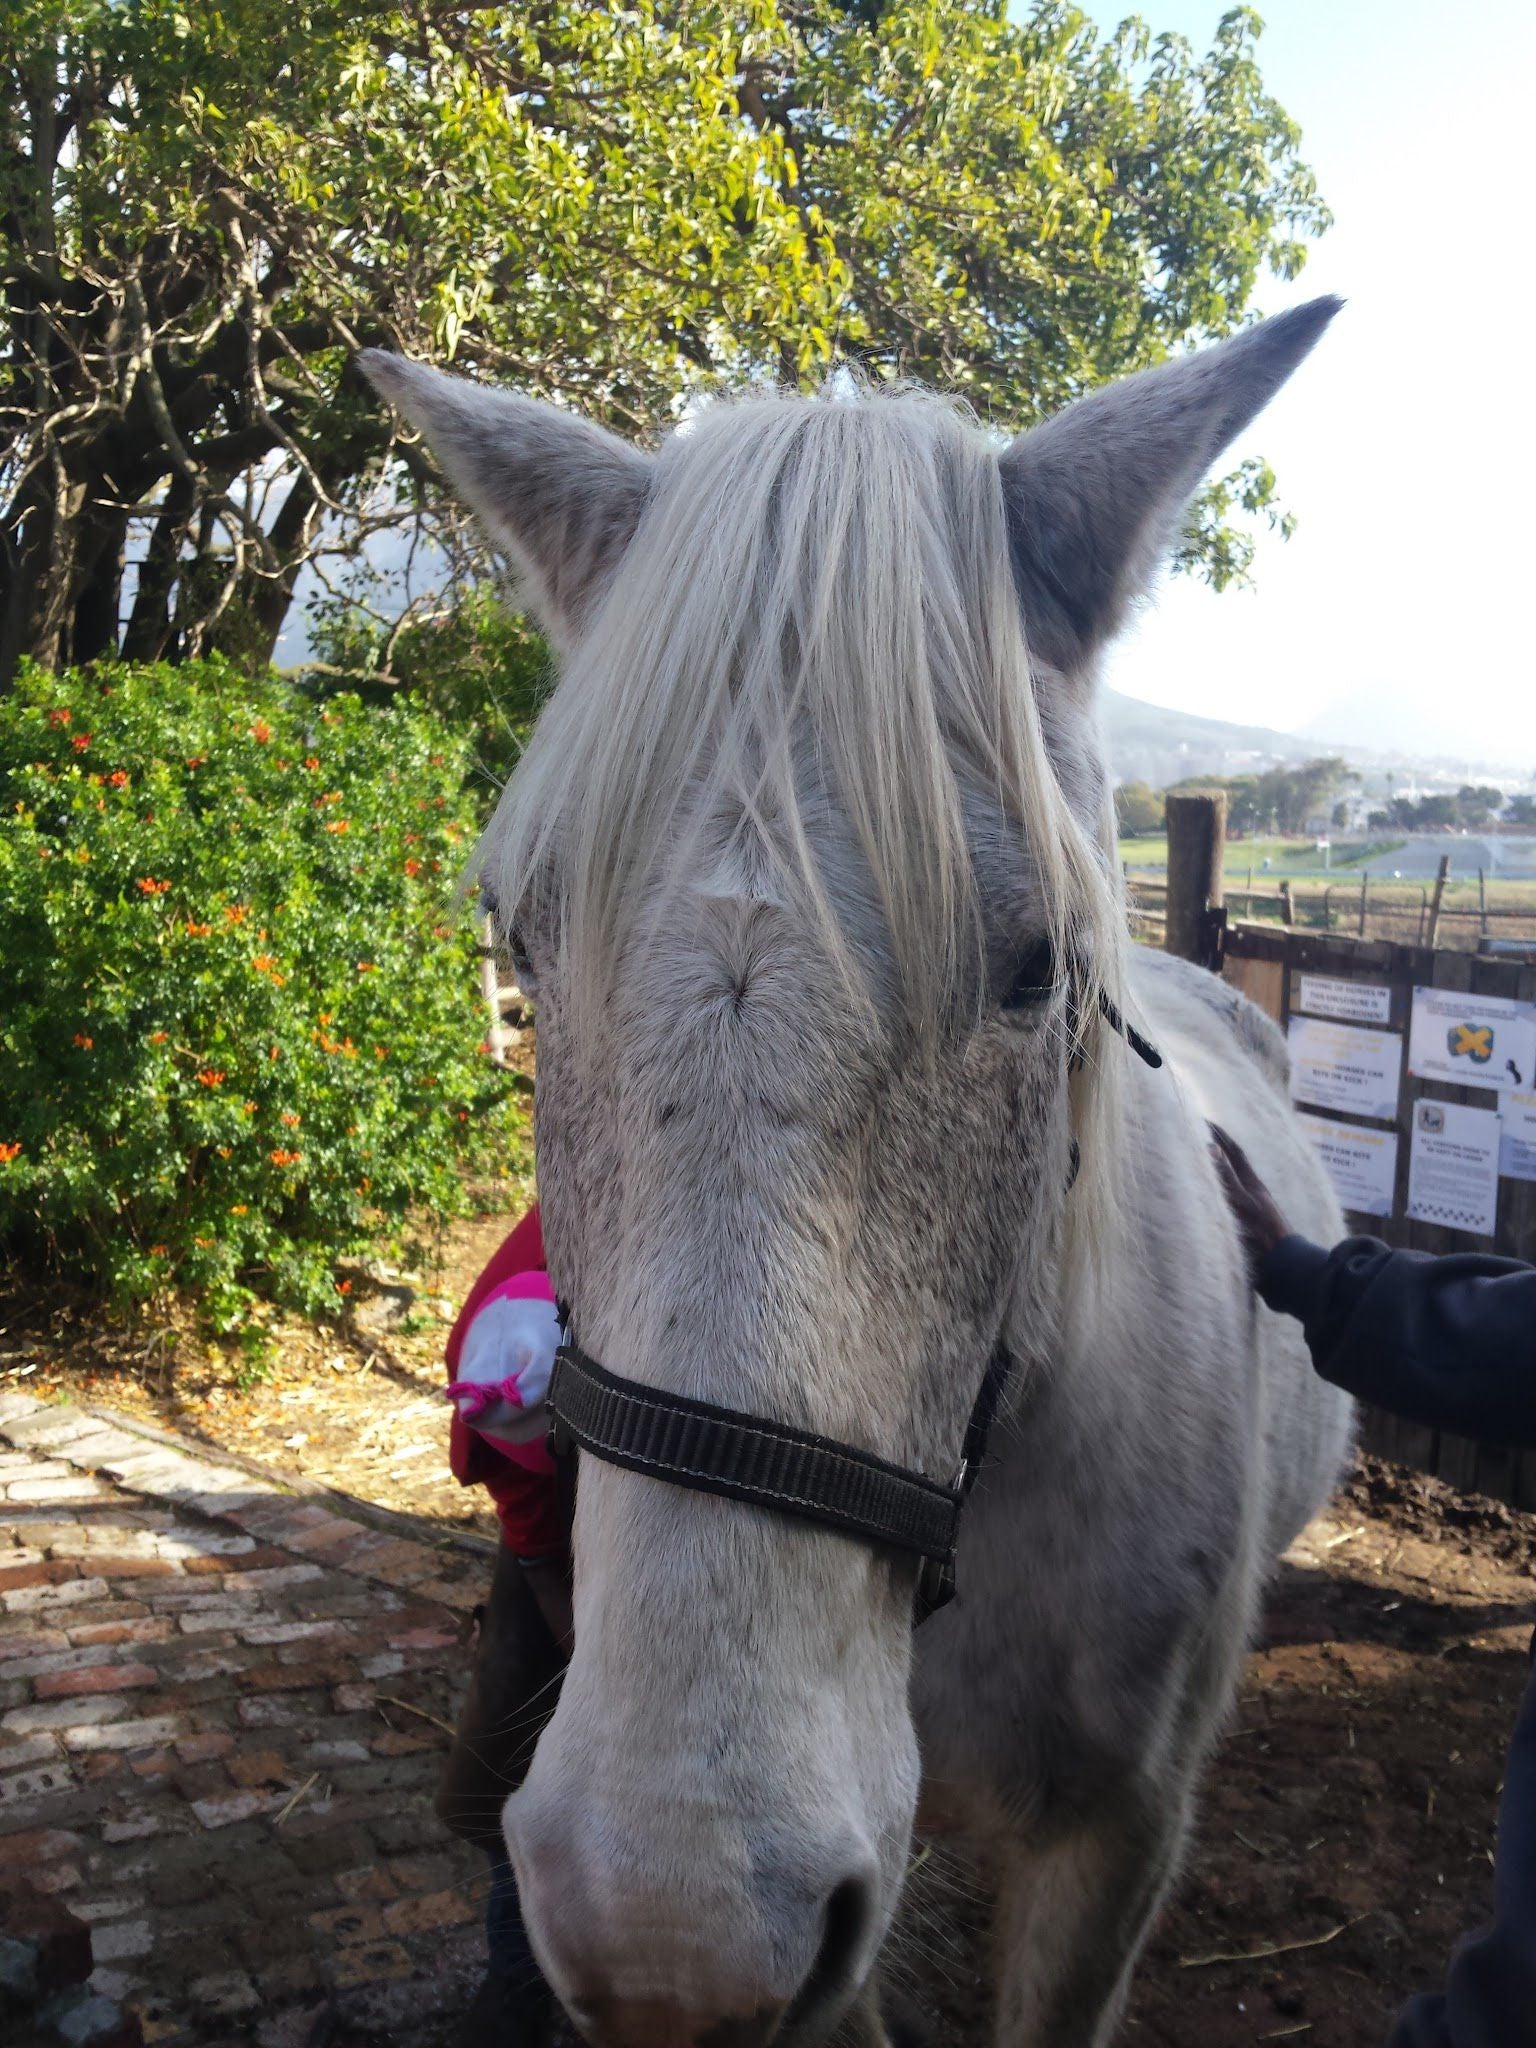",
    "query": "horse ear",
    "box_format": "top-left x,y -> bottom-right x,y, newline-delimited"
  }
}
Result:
998,297 -> 1341,677
358,353 -> 652,649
